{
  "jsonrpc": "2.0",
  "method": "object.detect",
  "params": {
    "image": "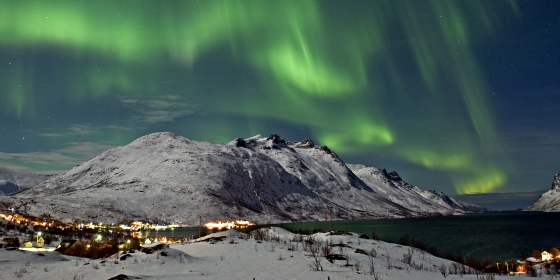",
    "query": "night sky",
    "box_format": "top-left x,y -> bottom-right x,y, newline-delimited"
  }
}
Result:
0,0 -> 558,194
